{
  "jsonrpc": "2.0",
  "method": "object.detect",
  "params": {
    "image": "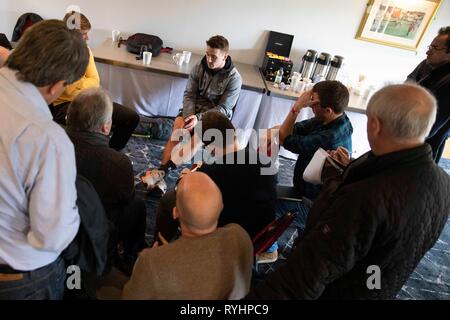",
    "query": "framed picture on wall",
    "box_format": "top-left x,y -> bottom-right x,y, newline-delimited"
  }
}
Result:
355,0 -> 442,51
